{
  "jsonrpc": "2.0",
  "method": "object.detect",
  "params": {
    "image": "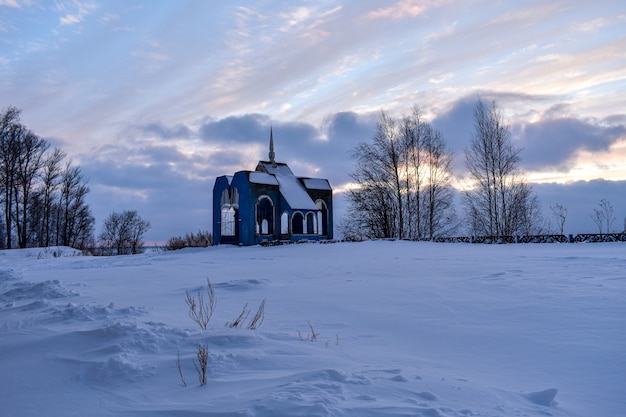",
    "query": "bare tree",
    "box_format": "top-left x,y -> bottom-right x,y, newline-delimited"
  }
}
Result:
590,199 -> 615,235
336,217 -> 368,242
0,107 -> 22,248
14,128 -> 48,247
56,162 -> 94,249
400,107 -> 427,239
515,183 -> 546,236
347,114 -> 399,239
99,210 -> 151,255
599,198 -> 615,233
347,106 -> 456,239
420,123 -> 458,239
368,111 -> 404,238
590,208 -> 605,234
39,148 -> 65,247
0,106 -> 93,249
0,217 -> 5,249
550,203 -> 568,235
128,211 -> 151,254
464,98 -> 538,237
0,107 -> 49,248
